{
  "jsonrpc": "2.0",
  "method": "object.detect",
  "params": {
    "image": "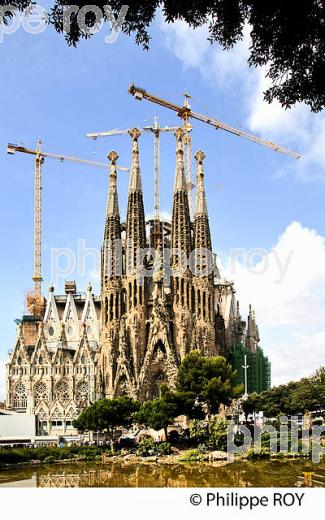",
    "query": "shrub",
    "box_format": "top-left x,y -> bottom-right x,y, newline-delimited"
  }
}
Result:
208,419 -> 228,451
156,442 -> 171,455
246,448 -> 270,460
190,420 -> 209,445
136,438 -> 156,457
0,444 -> 110,465
135,438 -> 171,457
179,449 -> 205,462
